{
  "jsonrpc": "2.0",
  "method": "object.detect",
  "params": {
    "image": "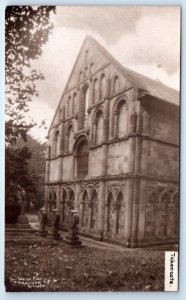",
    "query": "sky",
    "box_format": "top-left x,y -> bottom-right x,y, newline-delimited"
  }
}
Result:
28,6 -> 180,142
